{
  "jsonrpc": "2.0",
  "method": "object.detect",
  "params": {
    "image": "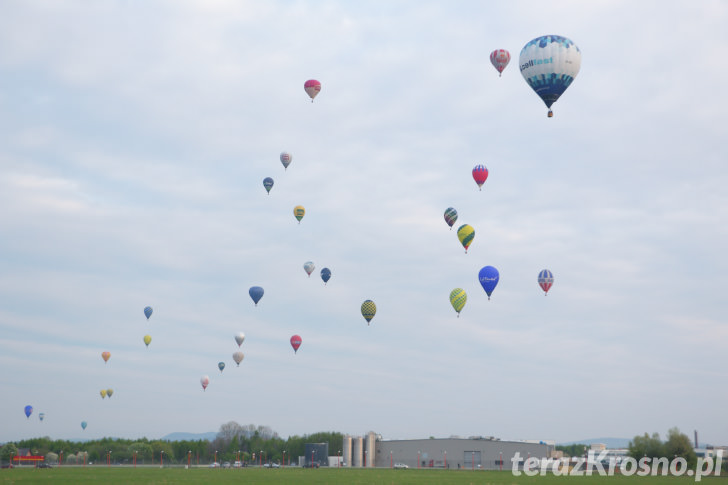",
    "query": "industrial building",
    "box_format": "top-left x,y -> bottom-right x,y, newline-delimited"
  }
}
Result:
341,432 -> 553,470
